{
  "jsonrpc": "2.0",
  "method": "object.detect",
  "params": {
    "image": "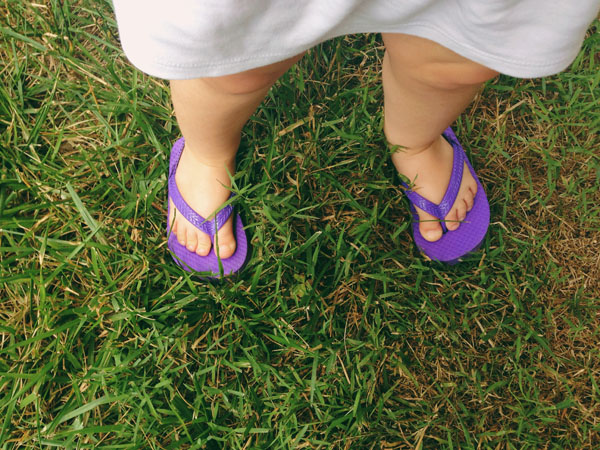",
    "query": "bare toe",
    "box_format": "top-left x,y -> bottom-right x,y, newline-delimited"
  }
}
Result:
185,226 -> 198,253
176,225 -> 186,247
416,206 -> 443,242
464,192 -> 474,211
196,232 -> 211,256
215,215 -> 236,259
455,200 -> 467,223
467,178 -> 477,198
445,209 -> 460,231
